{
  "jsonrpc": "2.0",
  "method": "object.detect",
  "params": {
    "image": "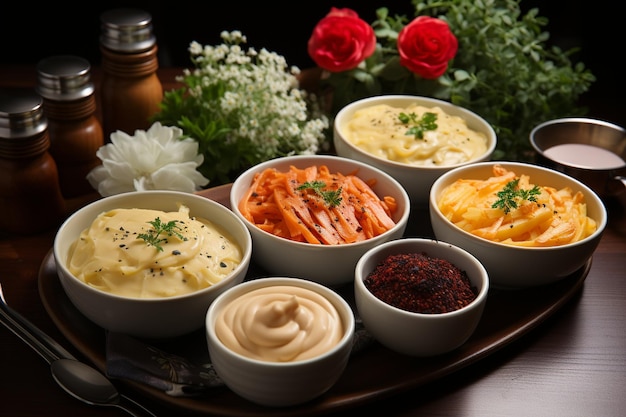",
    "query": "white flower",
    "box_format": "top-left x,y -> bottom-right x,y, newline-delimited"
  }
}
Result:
87,122 -> 210,197
152,31 -> 329,185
